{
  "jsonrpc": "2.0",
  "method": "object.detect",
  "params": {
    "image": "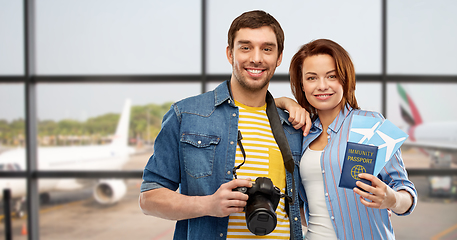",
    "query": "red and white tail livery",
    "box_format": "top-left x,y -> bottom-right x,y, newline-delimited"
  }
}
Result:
398,84 -> 457,163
